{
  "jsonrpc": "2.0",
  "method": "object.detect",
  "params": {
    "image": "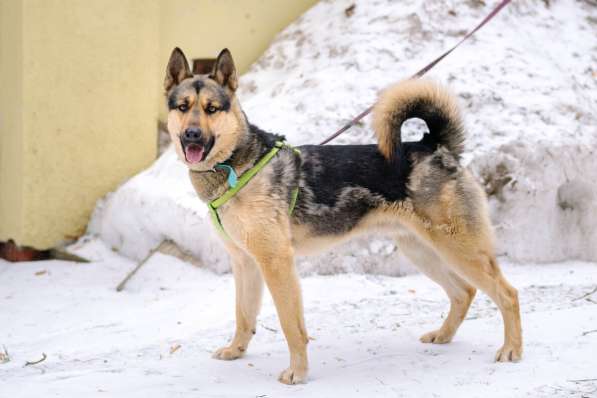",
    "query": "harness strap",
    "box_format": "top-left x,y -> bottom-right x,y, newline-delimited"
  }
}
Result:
208,141 -> 300,239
